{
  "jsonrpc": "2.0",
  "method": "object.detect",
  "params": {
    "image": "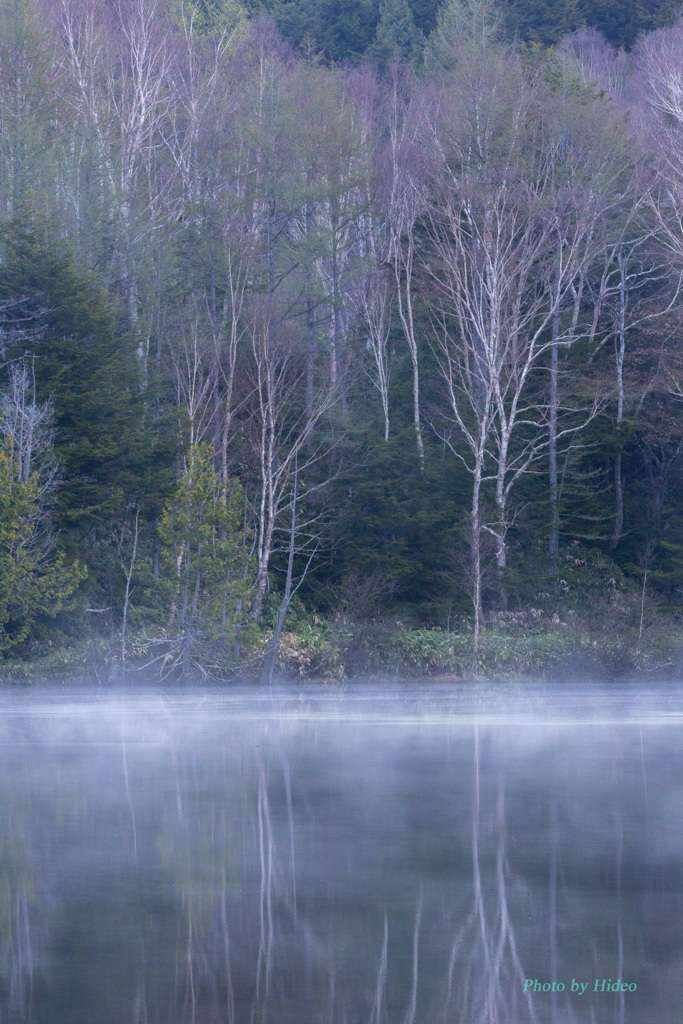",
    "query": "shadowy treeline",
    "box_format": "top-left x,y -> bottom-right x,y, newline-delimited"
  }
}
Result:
1,0 -> 683,679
